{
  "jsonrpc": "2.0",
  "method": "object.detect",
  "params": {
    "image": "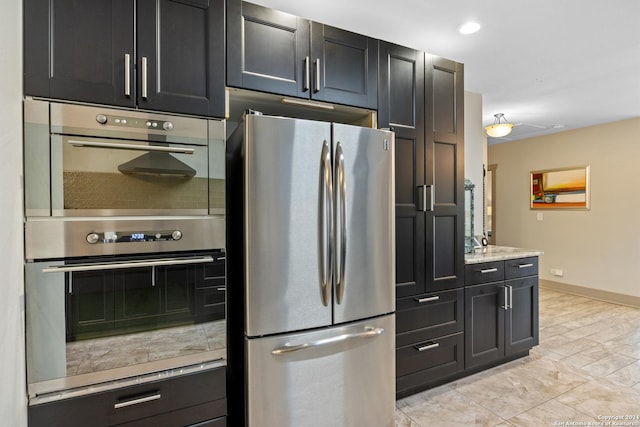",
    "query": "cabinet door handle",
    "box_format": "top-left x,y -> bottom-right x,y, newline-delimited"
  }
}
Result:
415,342 -> 439,352
501,286 -> 508,310
303,56 -> 310,92
508,285 -> 513,309
114,392 -> 161,409
417,185 -> 434,212
517,263 -> 534,269
314,58 -> 320,93
414,296 -> 439,303
141,56 -> 148,99
479,268 -> 498,274
124,53 -> 131,97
